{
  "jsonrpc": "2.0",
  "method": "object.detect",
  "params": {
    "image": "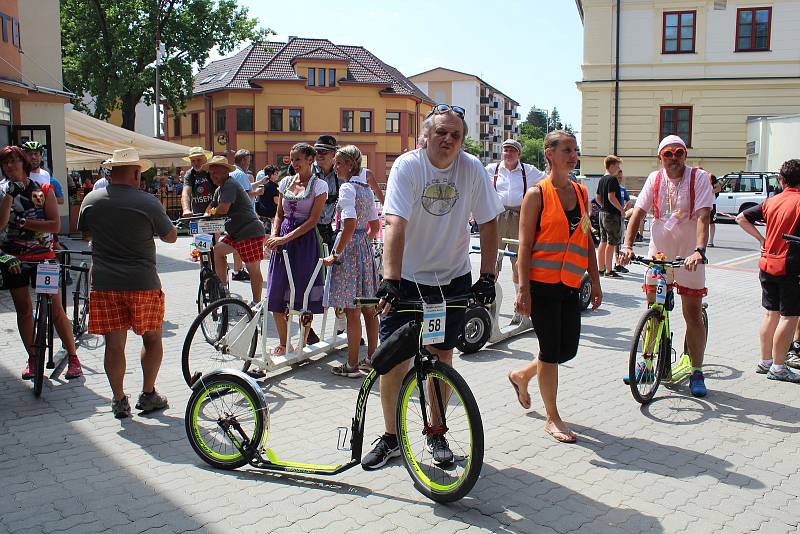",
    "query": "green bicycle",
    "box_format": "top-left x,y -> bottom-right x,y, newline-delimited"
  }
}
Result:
626,255 -> 709,404
184,293 -> 484,502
